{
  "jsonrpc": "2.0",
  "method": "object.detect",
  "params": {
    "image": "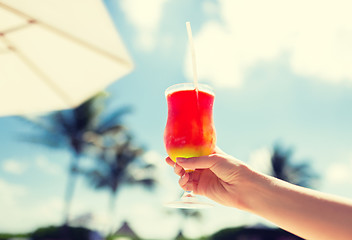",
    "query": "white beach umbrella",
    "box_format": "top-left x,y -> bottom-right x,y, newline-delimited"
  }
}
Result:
0,0 -> 133,116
